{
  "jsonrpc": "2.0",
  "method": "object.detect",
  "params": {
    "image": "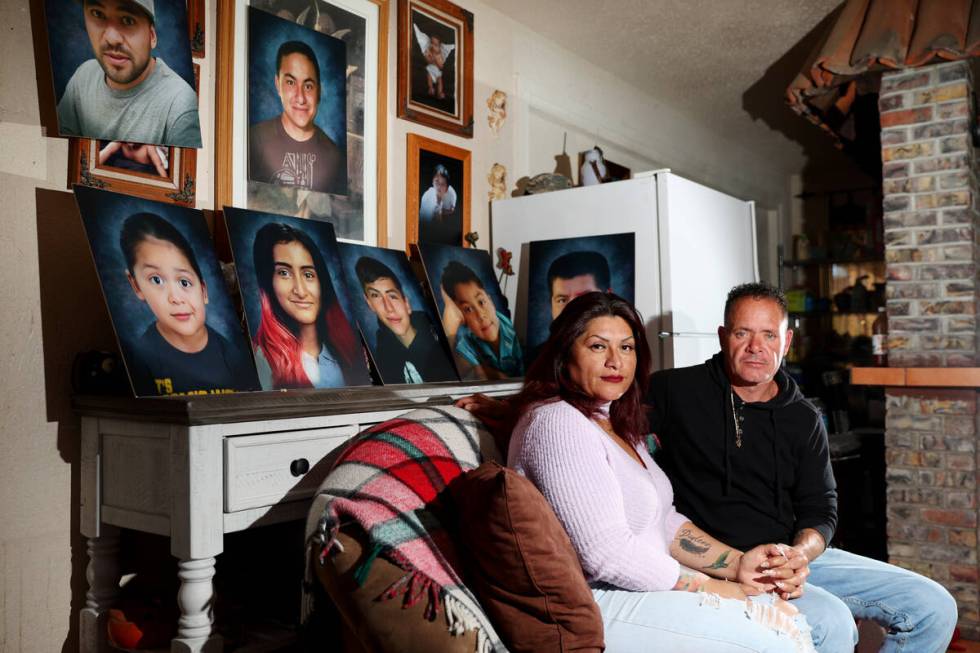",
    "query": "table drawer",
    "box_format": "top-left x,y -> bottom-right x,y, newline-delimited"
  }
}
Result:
224,426 -> 357,512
